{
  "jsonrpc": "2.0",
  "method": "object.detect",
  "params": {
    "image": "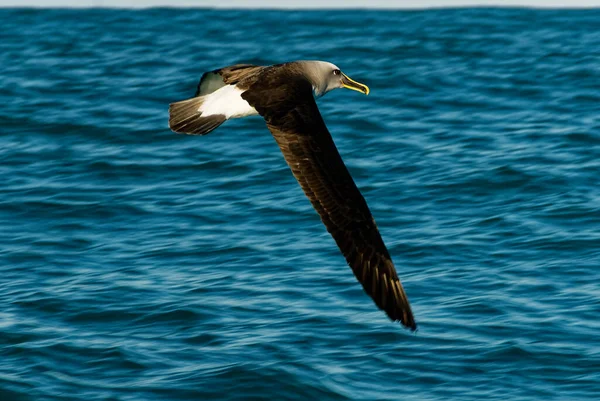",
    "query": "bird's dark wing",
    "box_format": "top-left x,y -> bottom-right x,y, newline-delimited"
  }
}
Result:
242,73 -> 416,330
195,64 -> 265,96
